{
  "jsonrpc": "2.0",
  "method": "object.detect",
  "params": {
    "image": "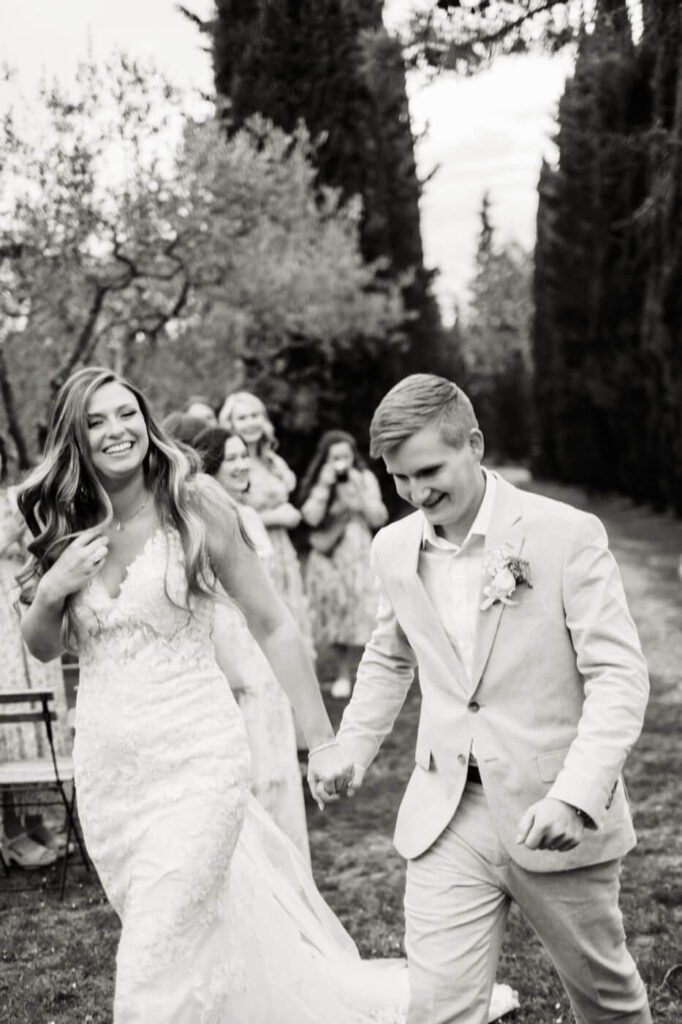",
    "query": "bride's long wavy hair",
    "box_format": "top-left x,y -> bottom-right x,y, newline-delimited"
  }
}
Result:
17,367 -> 231,649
